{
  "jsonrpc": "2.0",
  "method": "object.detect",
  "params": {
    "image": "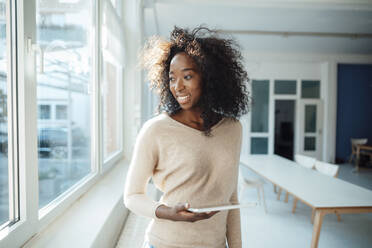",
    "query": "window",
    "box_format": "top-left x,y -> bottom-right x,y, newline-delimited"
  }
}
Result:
251,80 -> 269,132
38,104 -> 51,119
301,80 -> 320,99
0,0 -> 125,246
0,0 -> 8,226
304,137 -> 316,151
274,80 -> 296,95
305,105 -> 316,133
102,60 -> 122,159
55,105 -> 67,120
36,0 -> 93,209
101,0 -> 124,162
251,137 -> 268,154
